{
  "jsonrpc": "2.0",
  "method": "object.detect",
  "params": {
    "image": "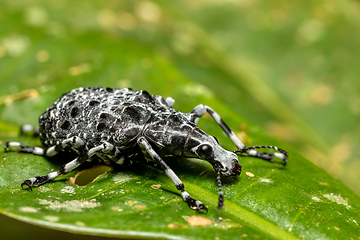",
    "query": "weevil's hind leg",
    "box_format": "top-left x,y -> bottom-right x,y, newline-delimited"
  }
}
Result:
4,142 -> 46,156
14,136 -> 87,190
4,136 -> 87,158
4,125 -> 41,154
44,136 -> 87,157
20,139 -> 116,190
190,104 -> 288,165
21,156 -> 86,190
190,104 -> 245,149
137,136 -> 207,213
20,124 -> 39,137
